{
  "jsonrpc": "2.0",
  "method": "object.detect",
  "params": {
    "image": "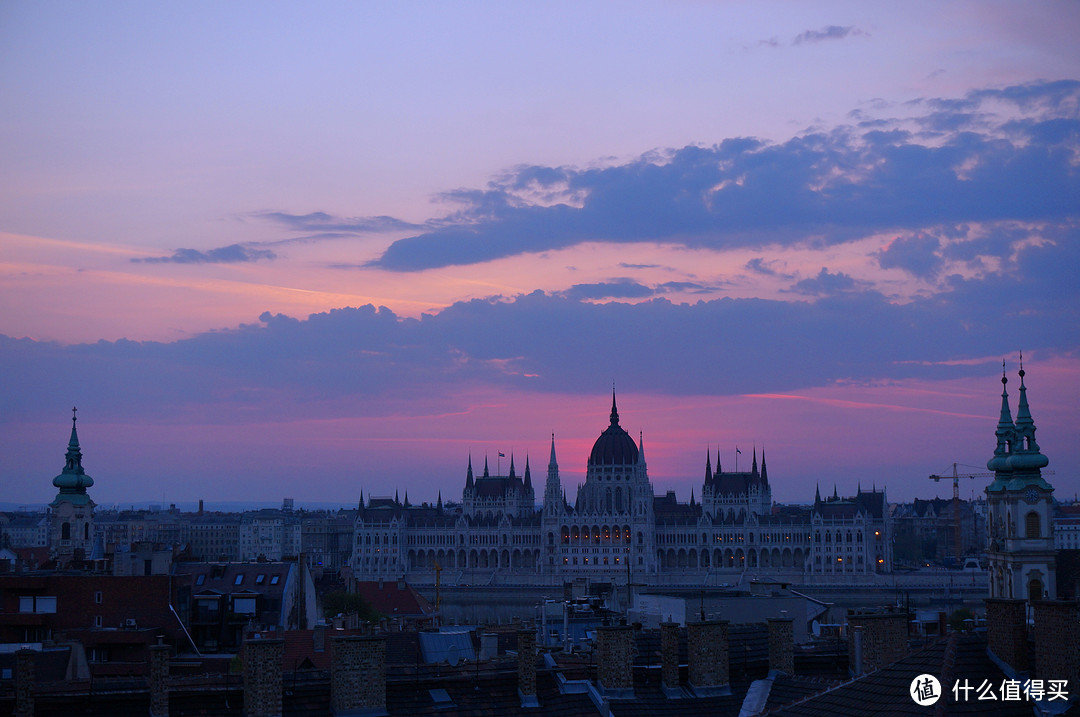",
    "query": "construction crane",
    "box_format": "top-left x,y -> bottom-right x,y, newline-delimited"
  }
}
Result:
928,464 -> 993,563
